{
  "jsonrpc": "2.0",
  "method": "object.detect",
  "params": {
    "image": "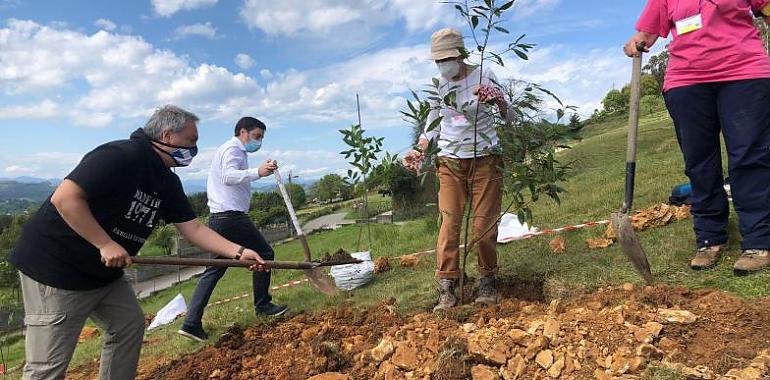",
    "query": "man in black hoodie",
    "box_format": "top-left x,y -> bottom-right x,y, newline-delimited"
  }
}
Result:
10,105 -> 268,380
